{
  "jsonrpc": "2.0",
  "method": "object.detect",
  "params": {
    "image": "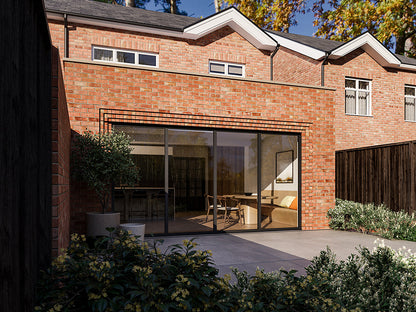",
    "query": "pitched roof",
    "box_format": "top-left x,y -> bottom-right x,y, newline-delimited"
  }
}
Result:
268,30 -> 342,52
395,53 -> 416,66
44,0 -> 199,32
